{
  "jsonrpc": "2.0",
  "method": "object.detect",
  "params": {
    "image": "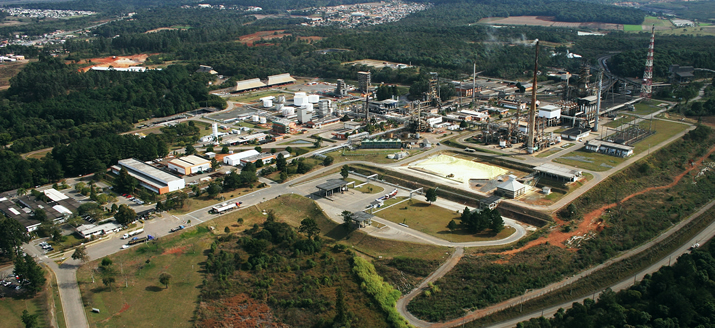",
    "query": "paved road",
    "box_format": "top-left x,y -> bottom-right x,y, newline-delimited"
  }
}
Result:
399,198 -> 715,328
488,198 -> 715,328
397,247 -> 465,328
